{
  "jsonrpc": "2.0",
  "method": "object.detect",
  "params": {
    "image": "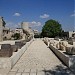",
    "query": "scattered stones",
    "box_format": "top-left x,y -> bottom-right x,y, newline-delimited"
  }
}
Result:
66,46 -> 75,55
